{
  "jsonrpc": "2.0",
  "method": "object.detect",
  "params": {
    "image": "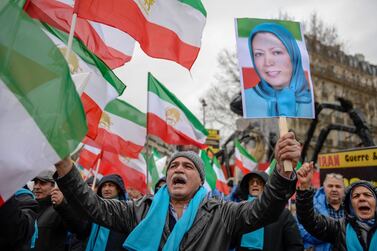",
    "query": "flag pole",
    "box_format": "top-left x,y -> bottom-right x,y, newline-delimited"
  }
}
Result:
64,12 -> 77,60
145,72 -> 150,194
91,152 -> 102,191
278,117 -> 293,172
